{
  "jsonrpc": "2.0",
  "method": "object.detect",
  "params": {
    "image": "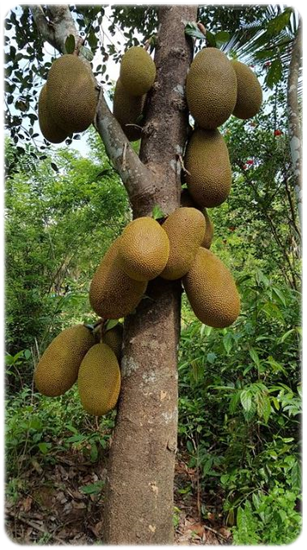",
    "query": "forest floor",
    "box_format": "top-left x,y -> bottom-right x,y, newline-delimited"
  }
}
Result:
5,448 -> 232,545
